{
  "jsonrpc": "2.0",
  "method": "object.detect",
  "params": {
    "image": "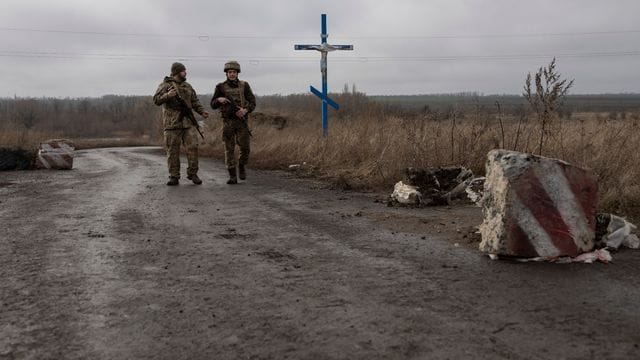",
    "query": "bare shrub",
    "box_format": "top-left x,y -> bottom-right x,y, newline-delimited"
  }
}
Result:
523,58 -> 574,155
